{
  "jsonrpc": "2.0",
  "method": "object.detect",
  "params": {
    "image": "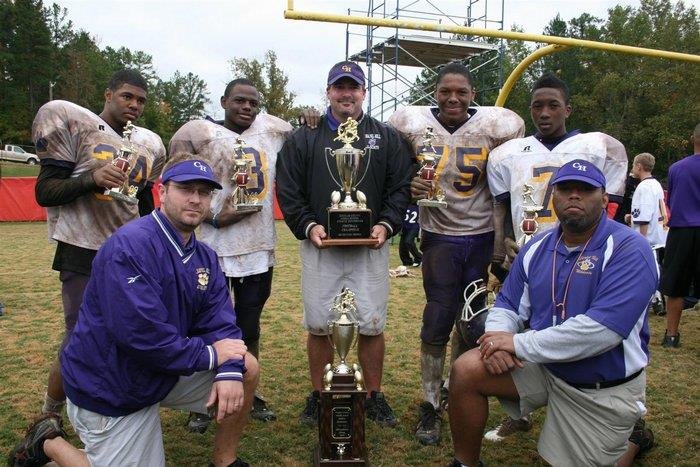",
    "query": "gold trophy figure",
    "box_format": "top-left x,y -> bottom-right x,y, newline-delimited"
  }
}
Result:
104,121 -> 139,204
315,288 -> 368,466
322,118 -> 375,246
416,127 -> 447,208
230,137 -> 263,212
517,184 -> 544,247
